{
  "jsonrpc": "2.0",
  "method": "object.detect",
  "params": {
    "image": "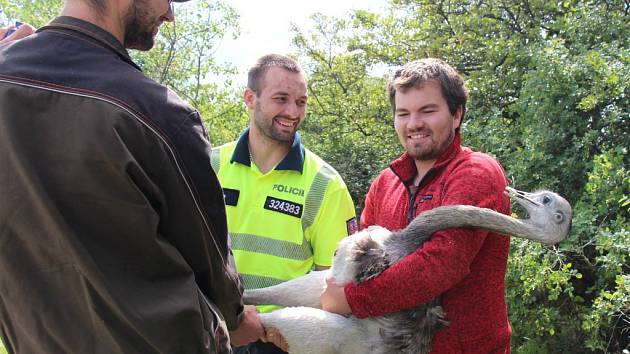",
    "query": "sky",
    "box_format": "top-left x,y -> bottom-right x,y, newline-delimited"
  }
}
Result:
211,0 -> 386,83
